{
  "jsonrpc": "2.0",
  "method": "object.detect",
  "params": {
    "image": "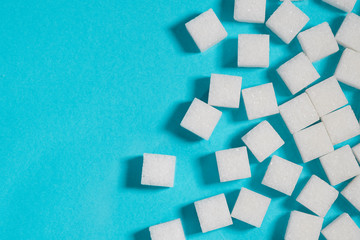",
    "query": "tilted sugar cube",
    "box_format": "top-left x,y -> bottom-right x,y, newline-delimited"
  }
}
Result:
149,219 -> 186,240
352,143 -> 360,164
185,9 -> 227,52
285,211 -> 323,240
208,74 -> 242,108
322,0 -> 357,12
335,48 -> 360,90
238,34 -> 269,67
341,175 -> 360,211
336,13 -> 360,52
141,153 -> 176,187
321,213 -> 360,240
234,0 -> 266,23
